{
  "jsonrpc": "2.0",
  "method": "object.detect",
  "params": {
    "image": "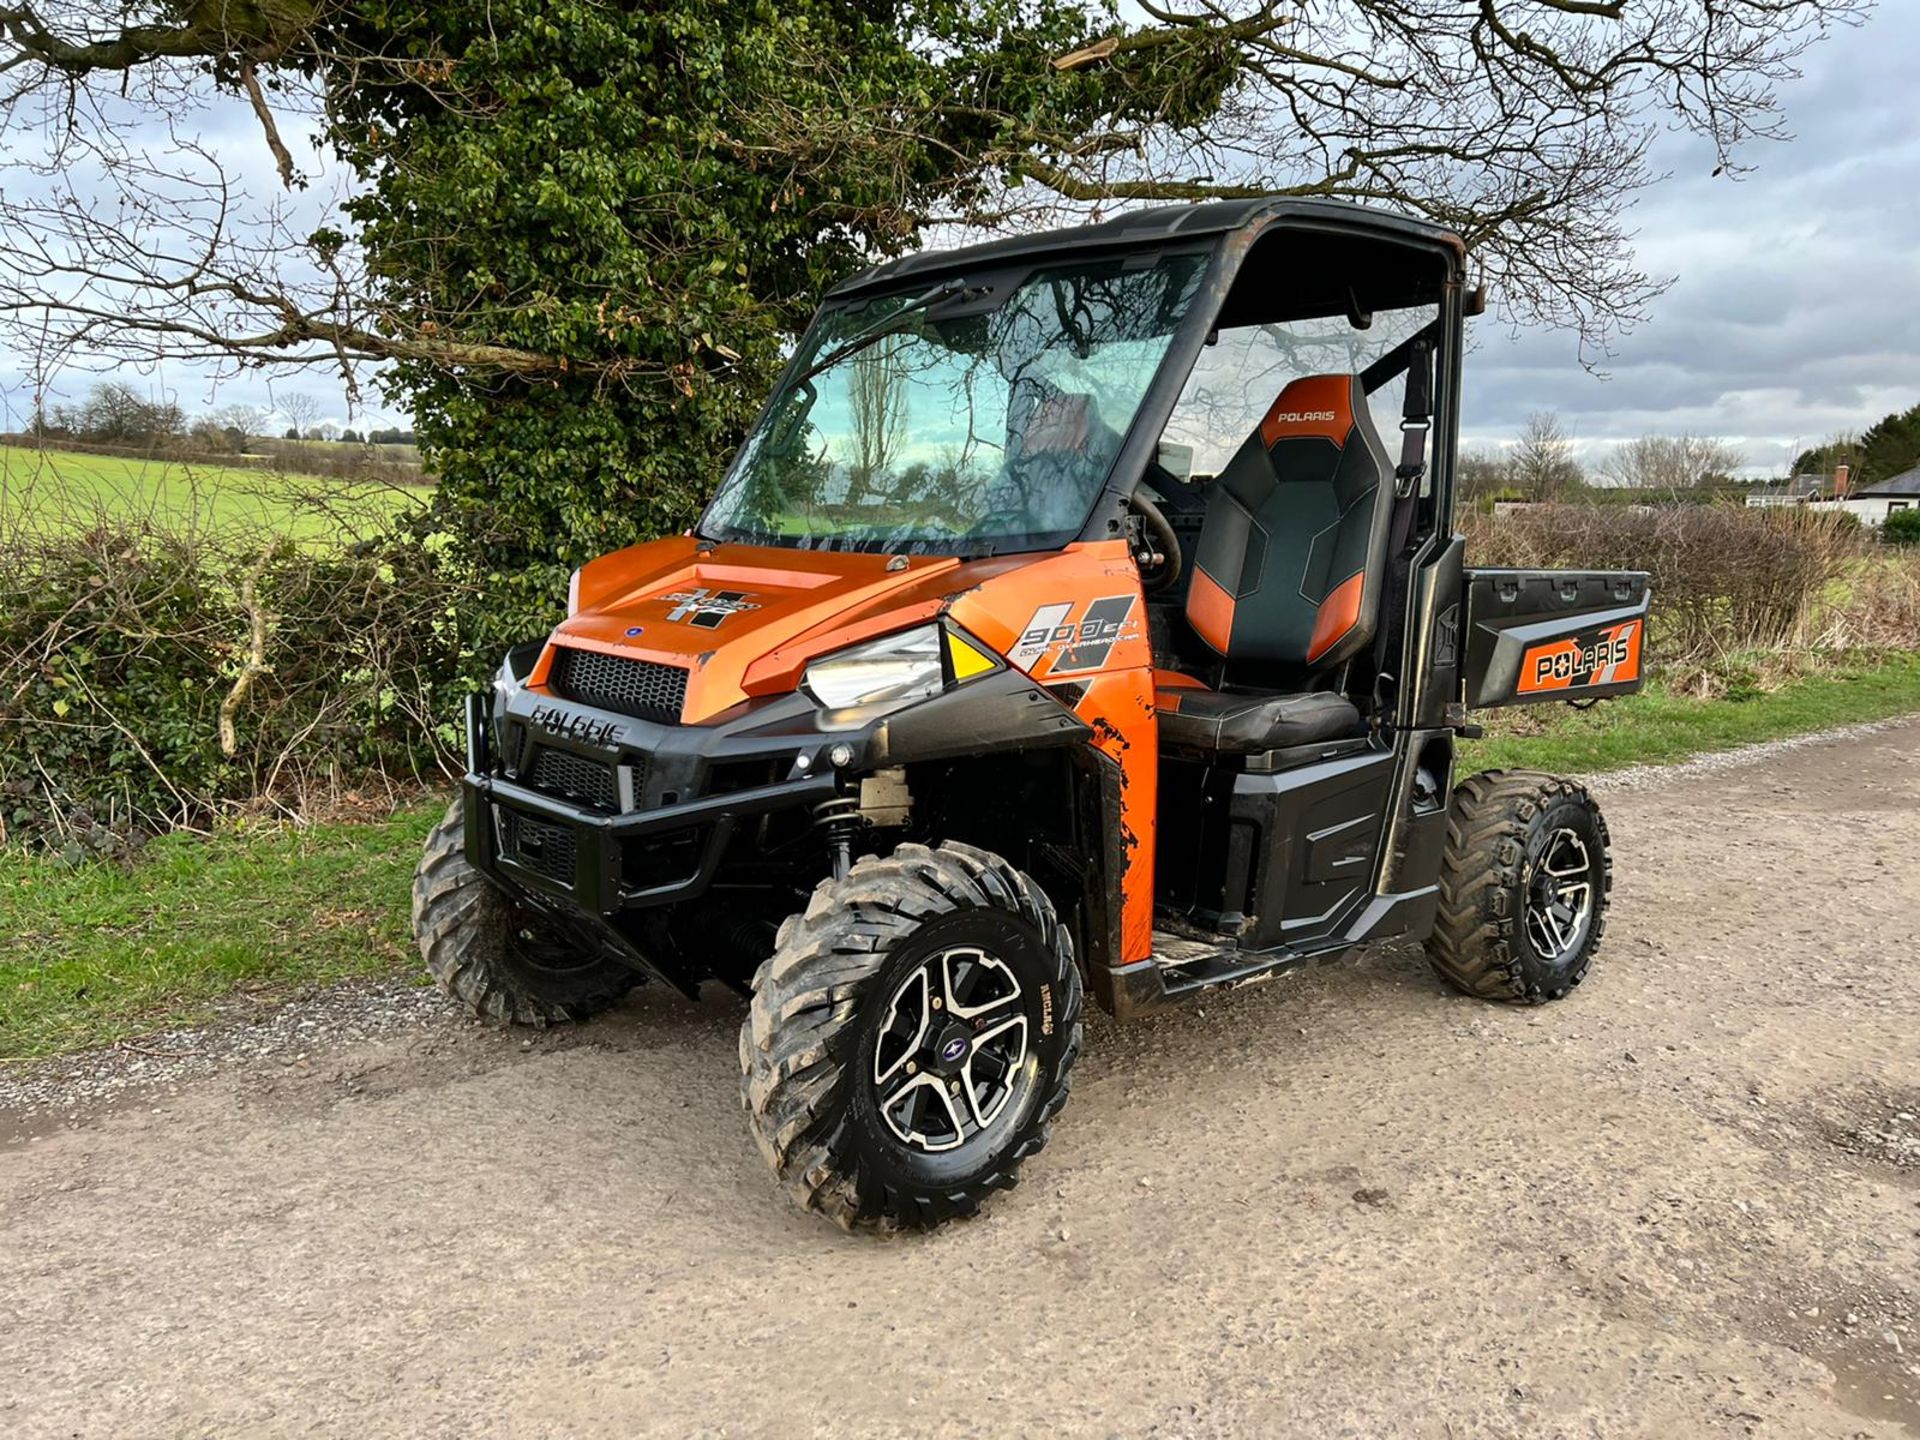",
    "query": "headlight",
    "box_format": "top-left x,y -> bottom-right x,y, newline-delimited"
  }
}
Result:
566,568 -> 582,615
804,625 -> 945,711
